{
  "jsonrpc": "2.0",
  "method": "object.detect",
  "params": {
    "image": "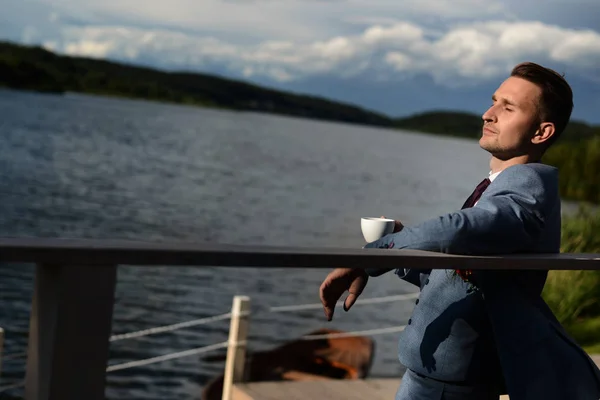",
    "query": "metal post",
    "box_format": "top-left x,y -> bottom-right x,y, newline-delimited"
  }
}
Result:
221,296 -> 250,400
24,264 -> 117,400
